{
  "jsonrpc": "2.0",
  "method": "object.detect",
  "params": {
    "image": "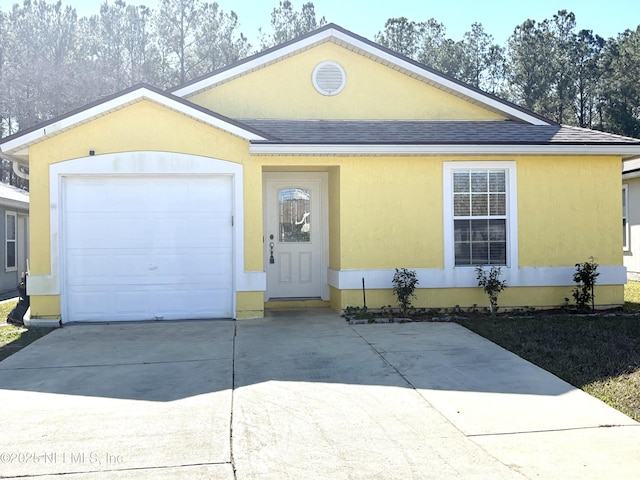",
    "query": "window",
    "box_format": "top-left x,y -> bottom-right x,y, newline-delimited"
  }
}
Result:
5,211 -> 16,271
623,184 -> 629,251
453,170 -> 506,265
444,162 -> 517,269
278,188 -> 311,242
